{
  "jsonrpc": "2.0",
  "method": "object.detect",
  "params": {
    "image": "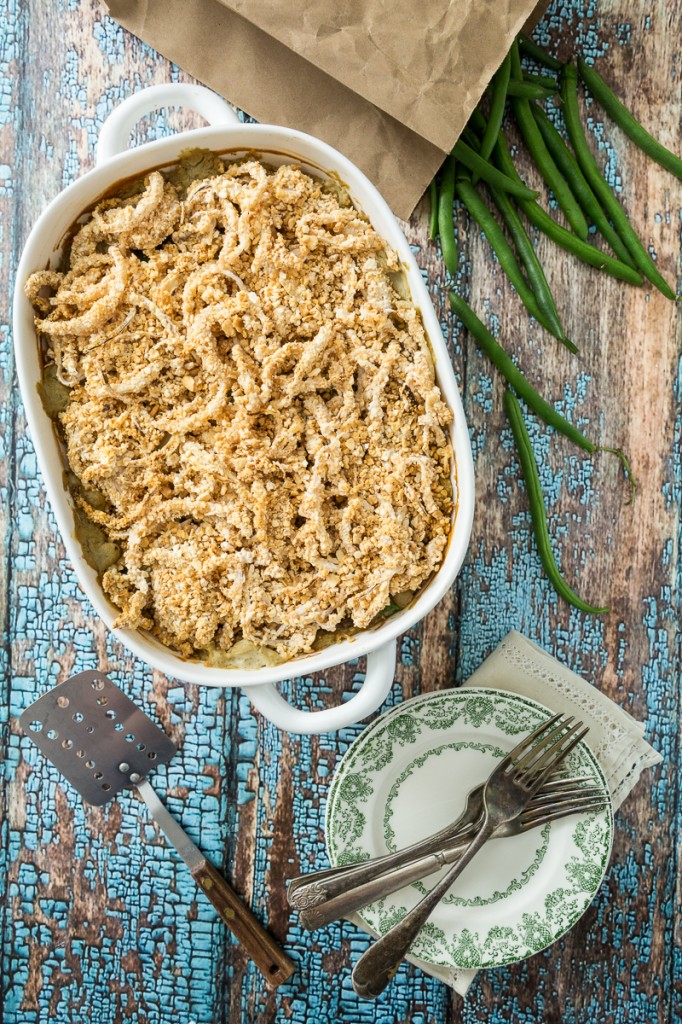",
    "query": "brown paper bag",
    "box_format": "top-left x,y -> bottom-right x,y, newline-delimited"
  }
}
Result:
220,0 -> 537,152
105,0 -> 546,219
